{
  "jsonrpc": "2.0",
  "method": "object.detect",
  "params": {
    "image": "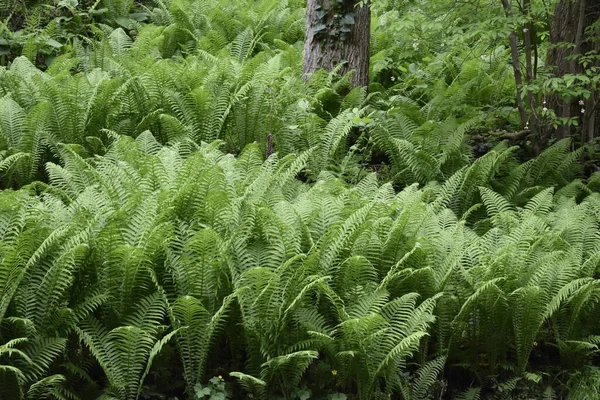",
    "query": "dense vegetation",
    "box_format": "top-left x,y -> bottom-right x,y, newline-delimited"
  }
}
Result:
1,0 -> 599,399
